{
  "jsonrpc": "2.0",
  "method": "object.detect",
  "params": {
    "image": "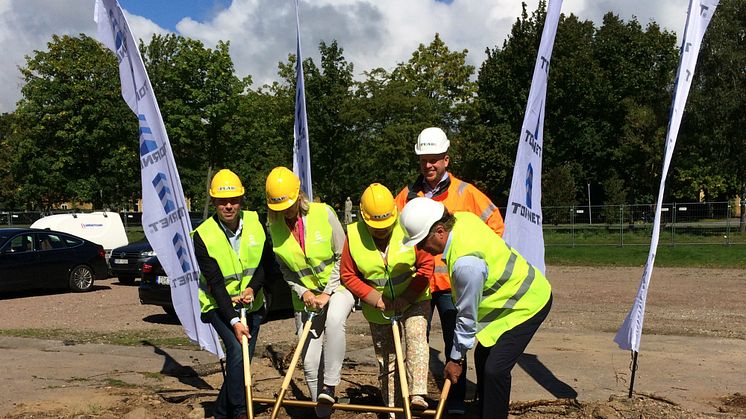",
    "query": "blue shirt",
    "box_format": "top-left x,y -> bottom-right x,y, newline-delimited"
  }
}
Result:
442,232 -> 488,360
